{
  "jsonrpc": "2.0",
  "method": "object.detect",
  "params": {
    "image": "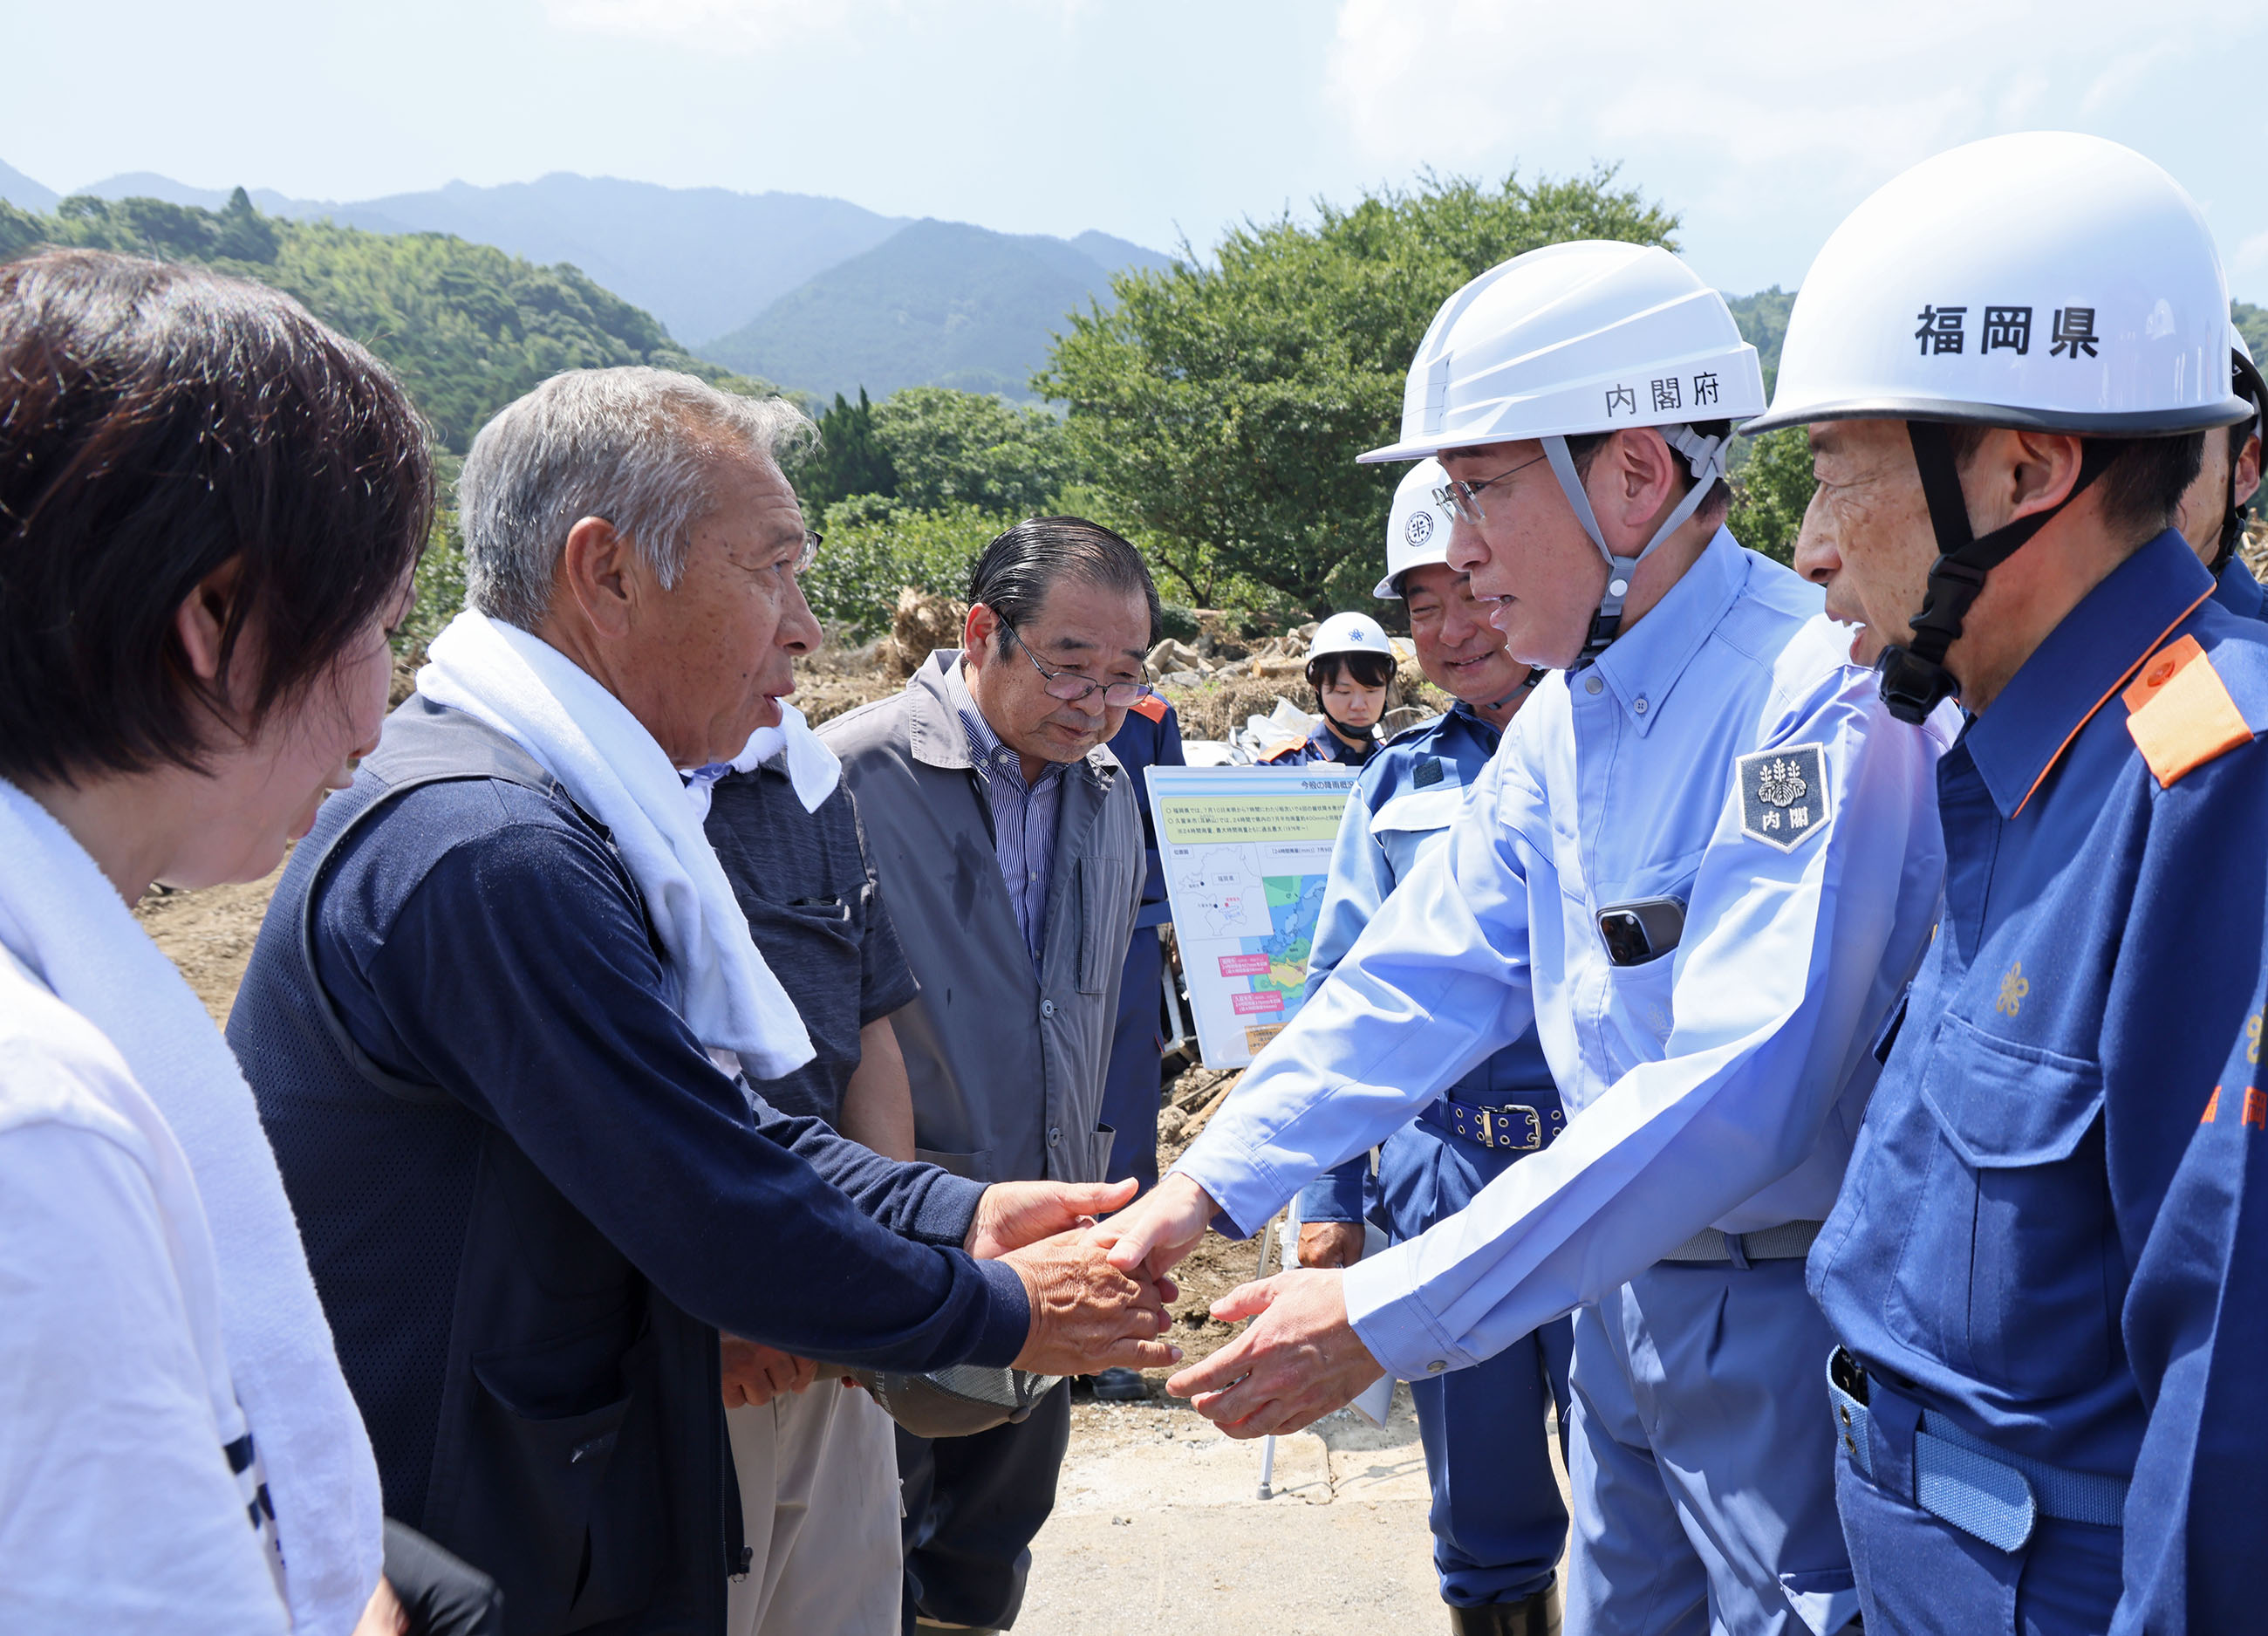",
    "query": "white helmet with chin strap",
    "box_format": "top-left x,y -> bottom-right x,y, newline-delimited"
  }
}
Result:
1361,241 -> 1766,662
1378,458 -> 1452,598
1746,131 -> 2252,723
1307,610 -> 1396,664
